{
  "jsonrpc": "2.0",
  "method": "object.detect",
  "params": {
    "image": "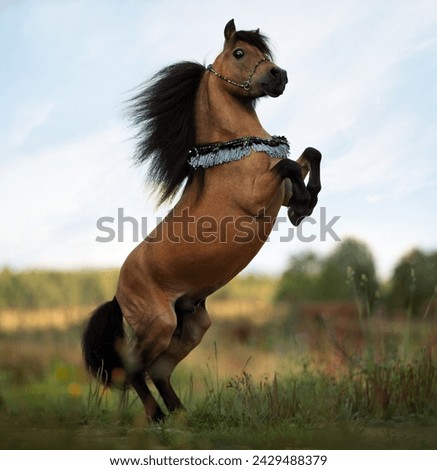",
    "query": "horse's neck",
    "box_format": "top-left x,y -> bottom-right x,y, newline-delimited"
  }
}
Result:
195,77 -> 269,144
